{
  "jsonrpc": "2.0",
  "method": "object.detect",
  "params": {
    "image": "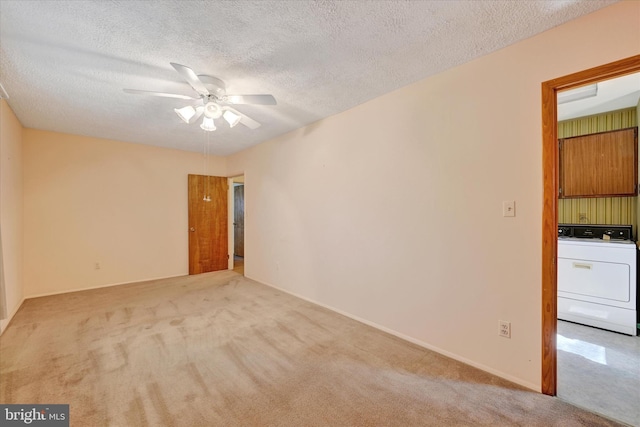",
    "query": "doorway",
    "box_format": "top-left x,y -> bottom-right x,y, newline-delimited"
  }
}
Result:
541,55 -> 640,422
554,71 -> 640,426
230,175 -> 245,275
541,55 -> 640,423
